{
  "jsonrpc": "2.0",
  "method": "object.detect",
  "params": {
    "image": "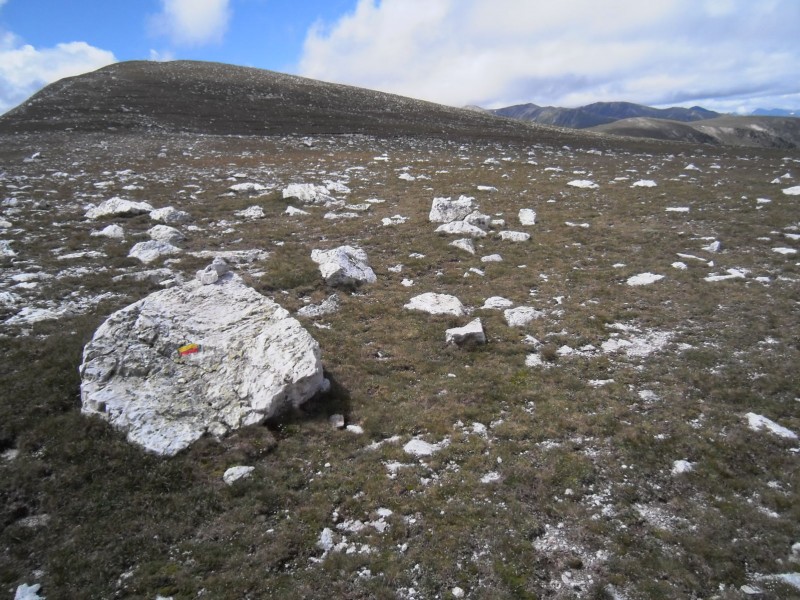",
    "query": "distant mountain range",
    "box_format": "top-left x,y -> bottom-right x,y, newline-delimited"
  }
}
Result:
474,100 -> 800,148
486,101 -> 721,129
